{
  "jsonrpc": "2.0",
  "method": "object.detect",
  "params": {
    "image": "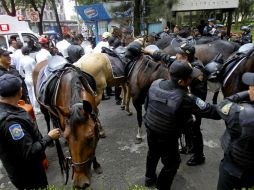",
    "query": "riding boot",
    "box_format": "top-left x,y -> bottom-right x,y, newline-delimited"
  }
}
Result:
106,86 -> 113,96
